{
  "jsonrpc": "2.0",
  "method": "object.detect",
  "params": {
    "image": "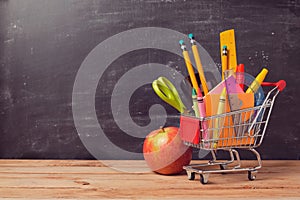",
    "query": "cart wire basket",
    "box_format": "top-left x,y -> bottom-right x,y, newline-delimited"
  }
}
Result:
179,80 -> 286,184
